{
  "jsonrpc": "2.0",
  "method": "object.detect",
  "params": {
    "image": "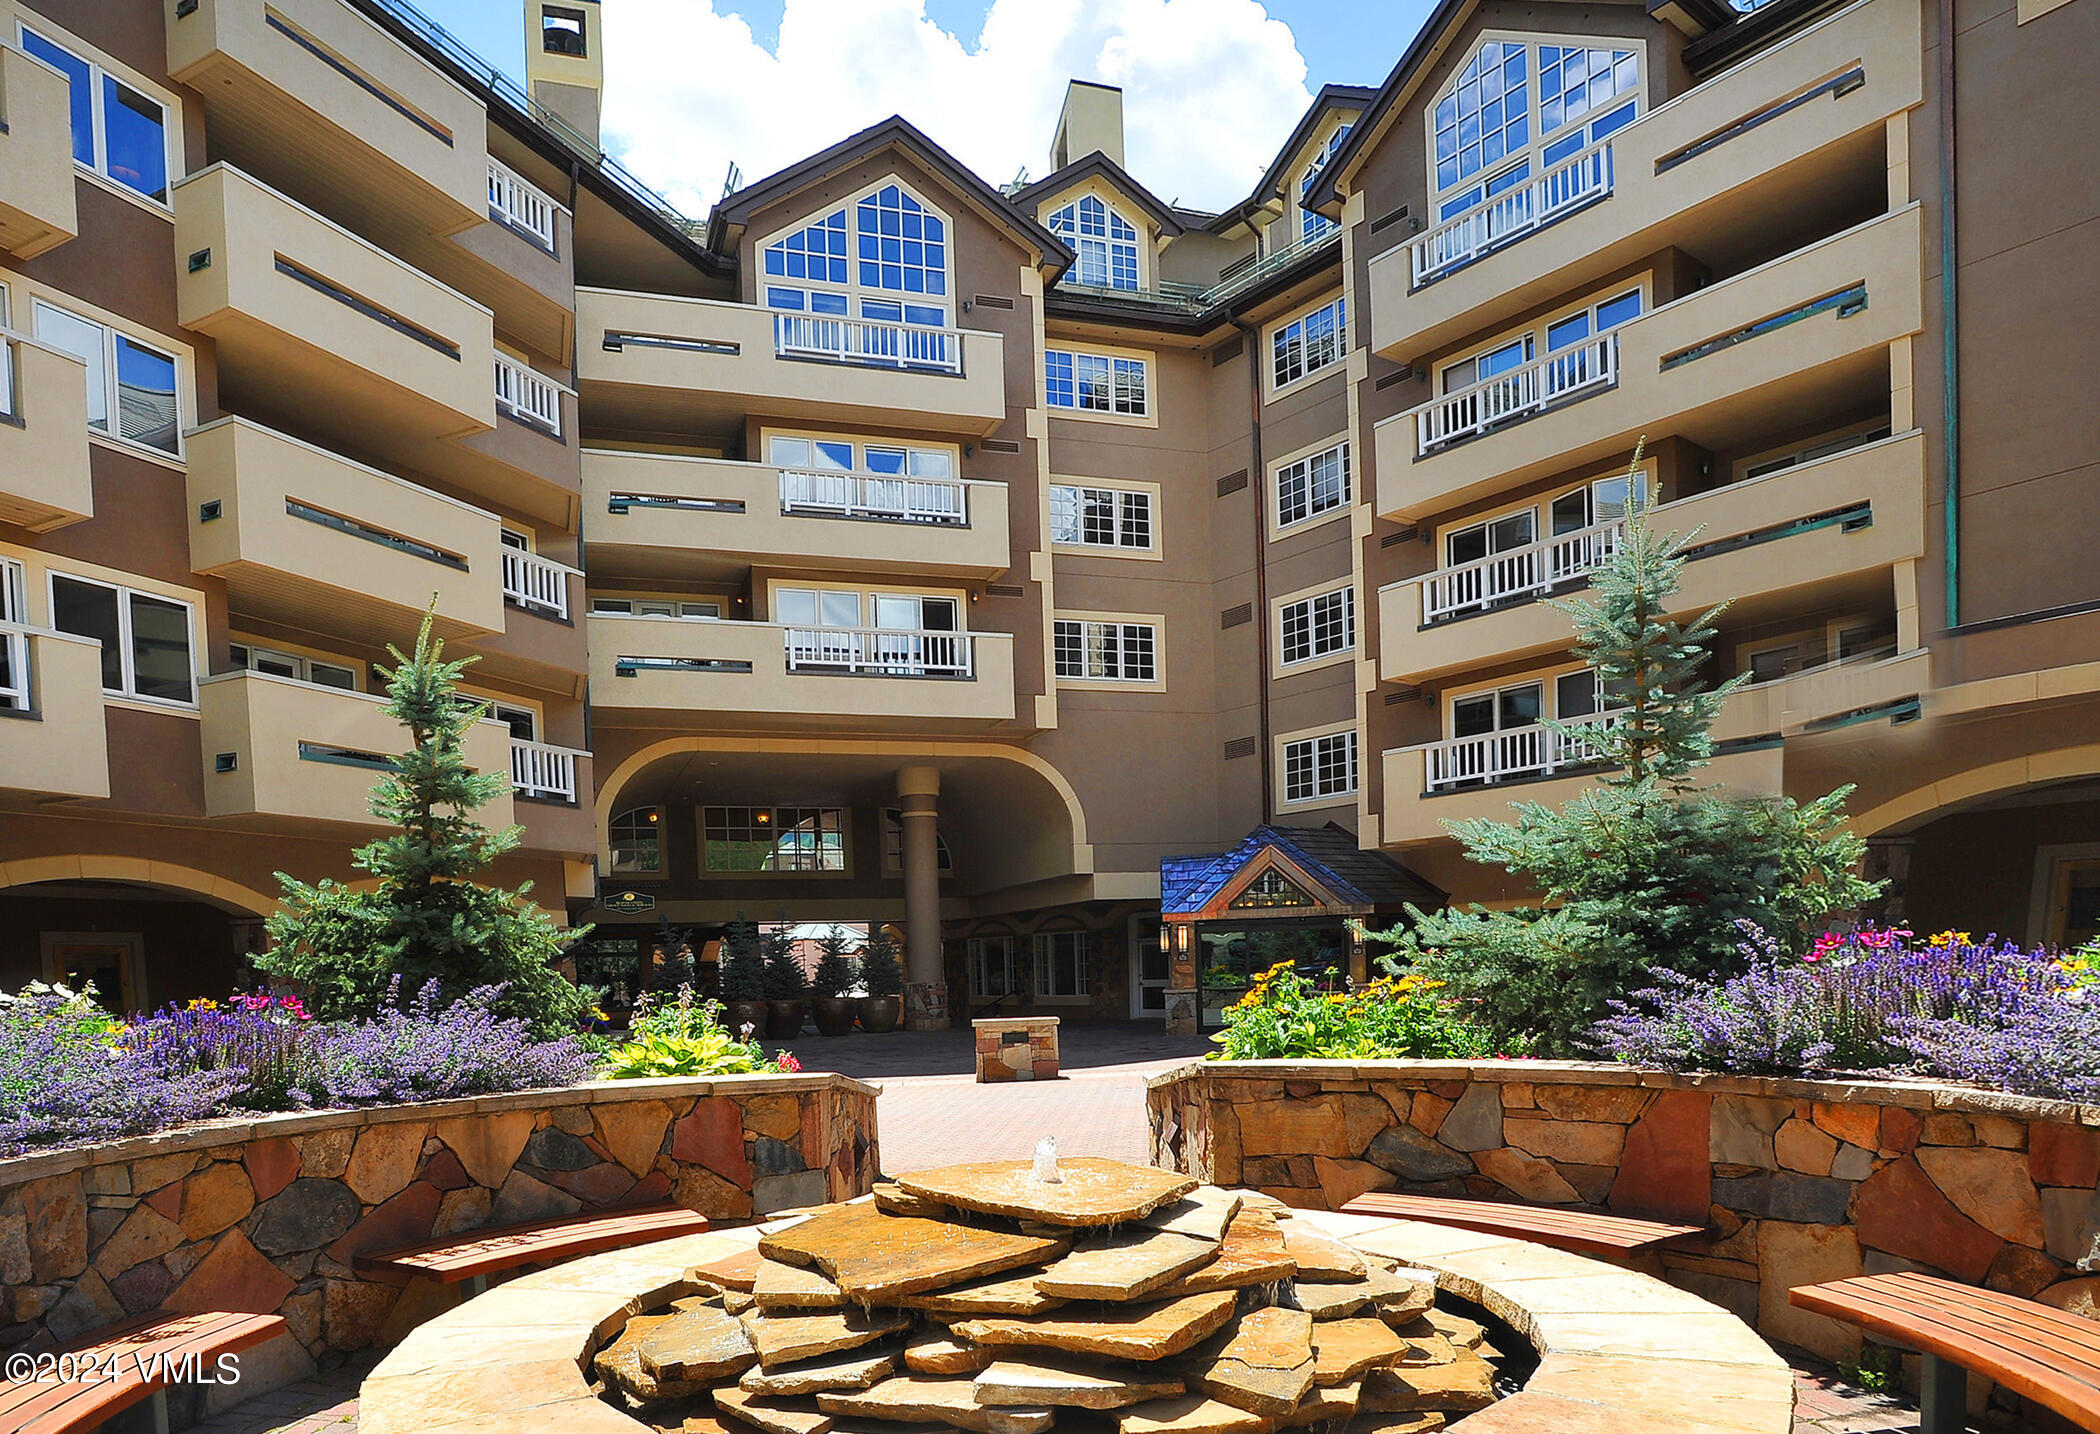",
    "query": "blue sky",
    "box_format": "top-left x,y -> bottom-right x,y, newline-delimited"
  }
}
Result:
409,0 -> 1441,214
